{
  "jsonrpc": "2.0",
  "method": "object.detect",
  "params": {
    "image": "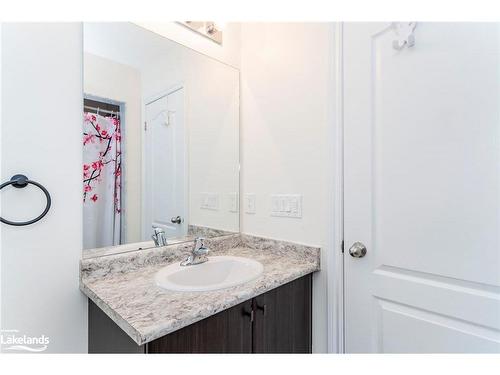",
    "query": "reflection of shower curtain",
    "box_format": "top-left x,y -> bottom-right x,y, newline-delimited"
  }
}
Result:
82,112 -> 122,249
